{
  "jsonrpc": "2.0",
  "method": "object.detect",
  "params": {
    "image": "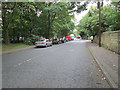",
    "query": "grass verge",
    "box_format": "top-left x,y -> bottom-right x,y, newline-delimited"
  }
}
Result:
1,43 -> 34,52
